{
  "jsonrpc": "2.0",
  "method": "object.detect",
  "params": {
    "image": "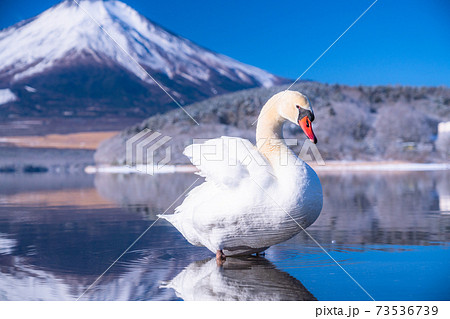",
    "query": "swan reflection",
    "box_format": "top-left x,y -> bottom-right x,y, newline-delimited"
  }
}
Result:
164,256 -> 316,301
